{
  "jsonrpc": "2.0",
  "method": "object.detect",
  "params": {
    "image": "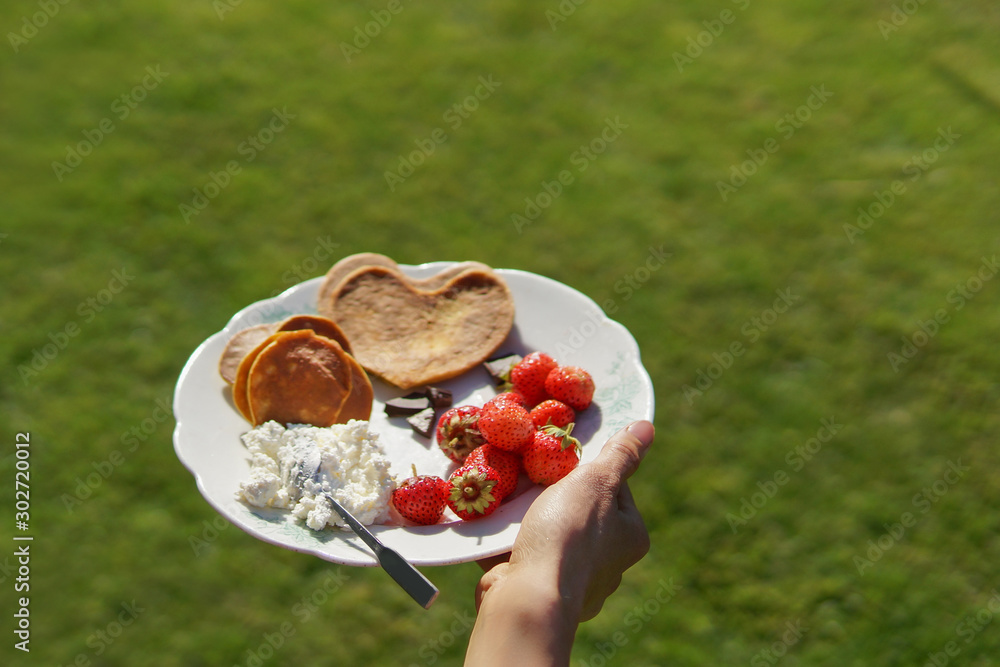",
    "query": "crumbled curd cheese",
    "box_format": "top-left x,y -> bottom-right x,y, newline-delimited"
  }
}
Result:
237,420 -> 394,530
